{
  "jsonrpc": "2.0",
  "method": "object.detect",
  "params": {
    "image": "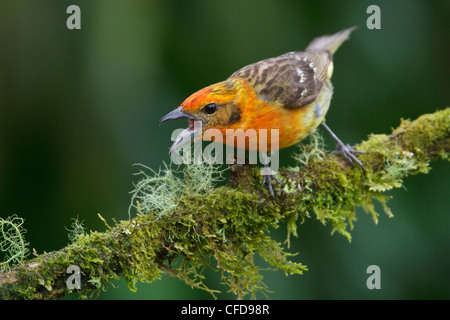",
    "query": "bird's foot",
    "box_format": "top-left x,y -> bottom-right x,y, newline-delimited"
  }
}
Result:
321,122 -> 366,173
331,142 -> 367,172
262,173 -> 283,199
